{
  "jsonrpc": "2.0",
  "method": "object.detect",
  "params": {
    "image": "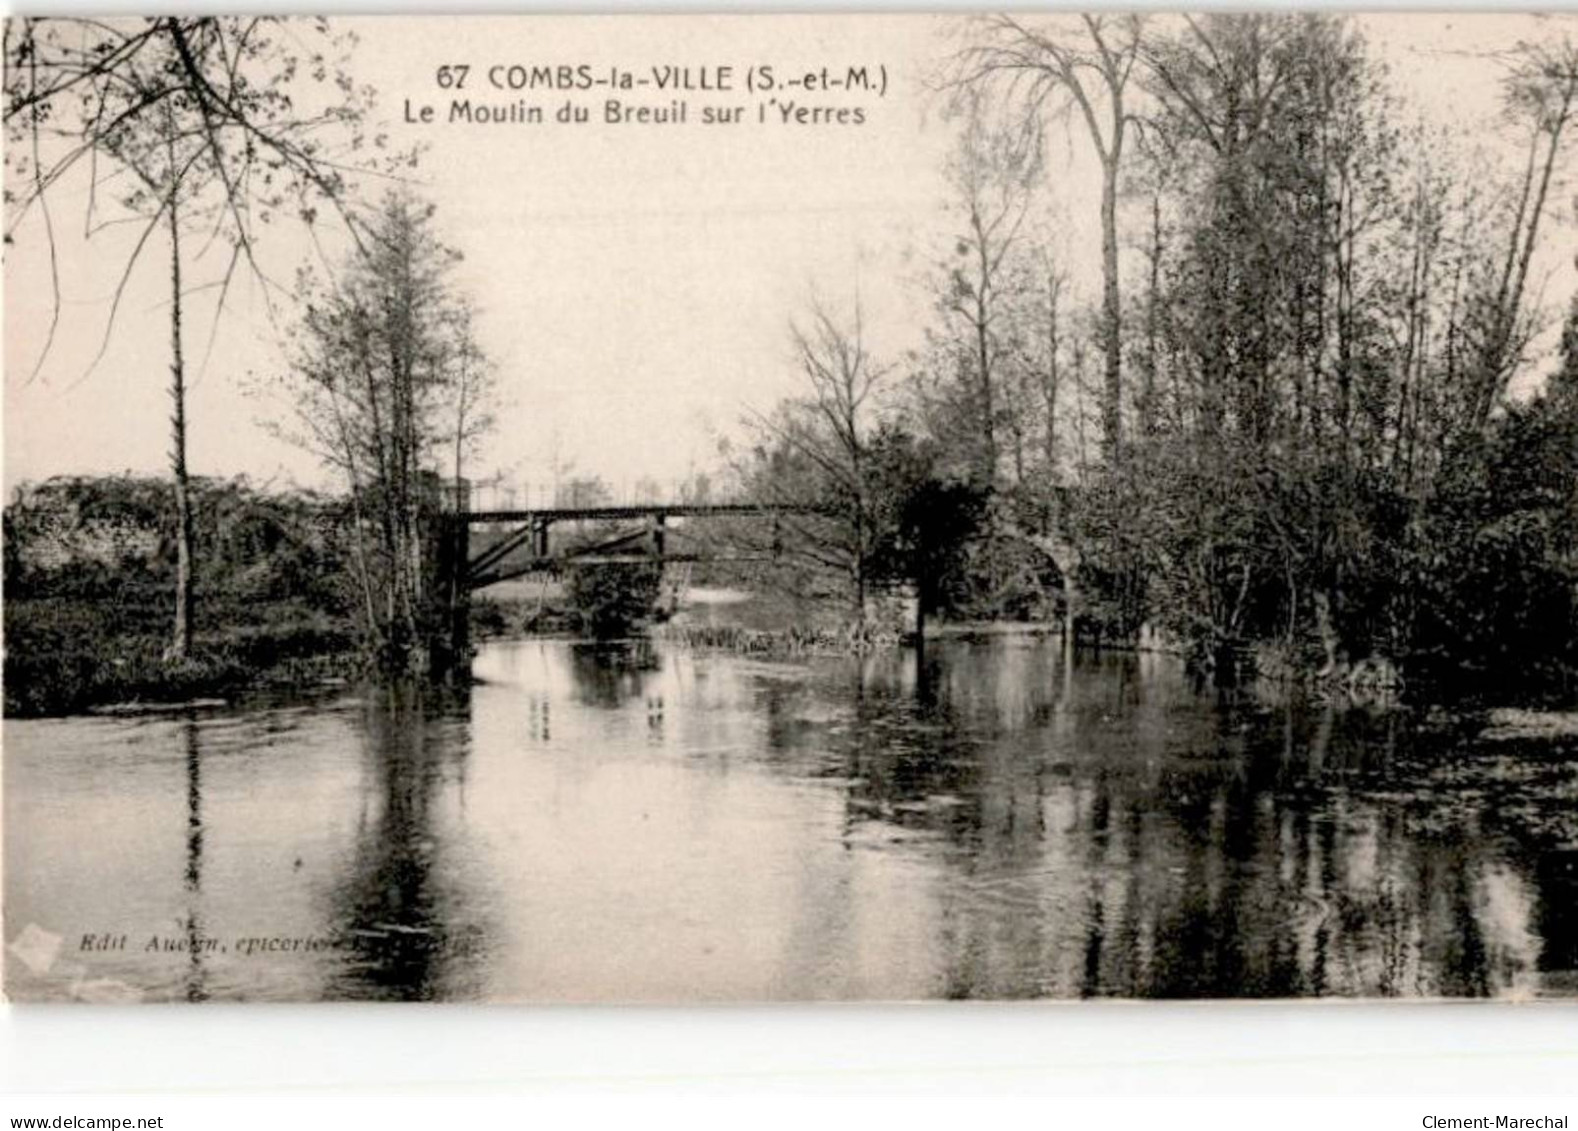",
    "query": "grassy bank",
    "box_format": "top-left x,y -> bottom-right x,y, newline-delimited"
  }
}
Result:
4,475 -> 361,717
470,576 -> 583,639
470,577 -> 920,656
3,589 -> 359,717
